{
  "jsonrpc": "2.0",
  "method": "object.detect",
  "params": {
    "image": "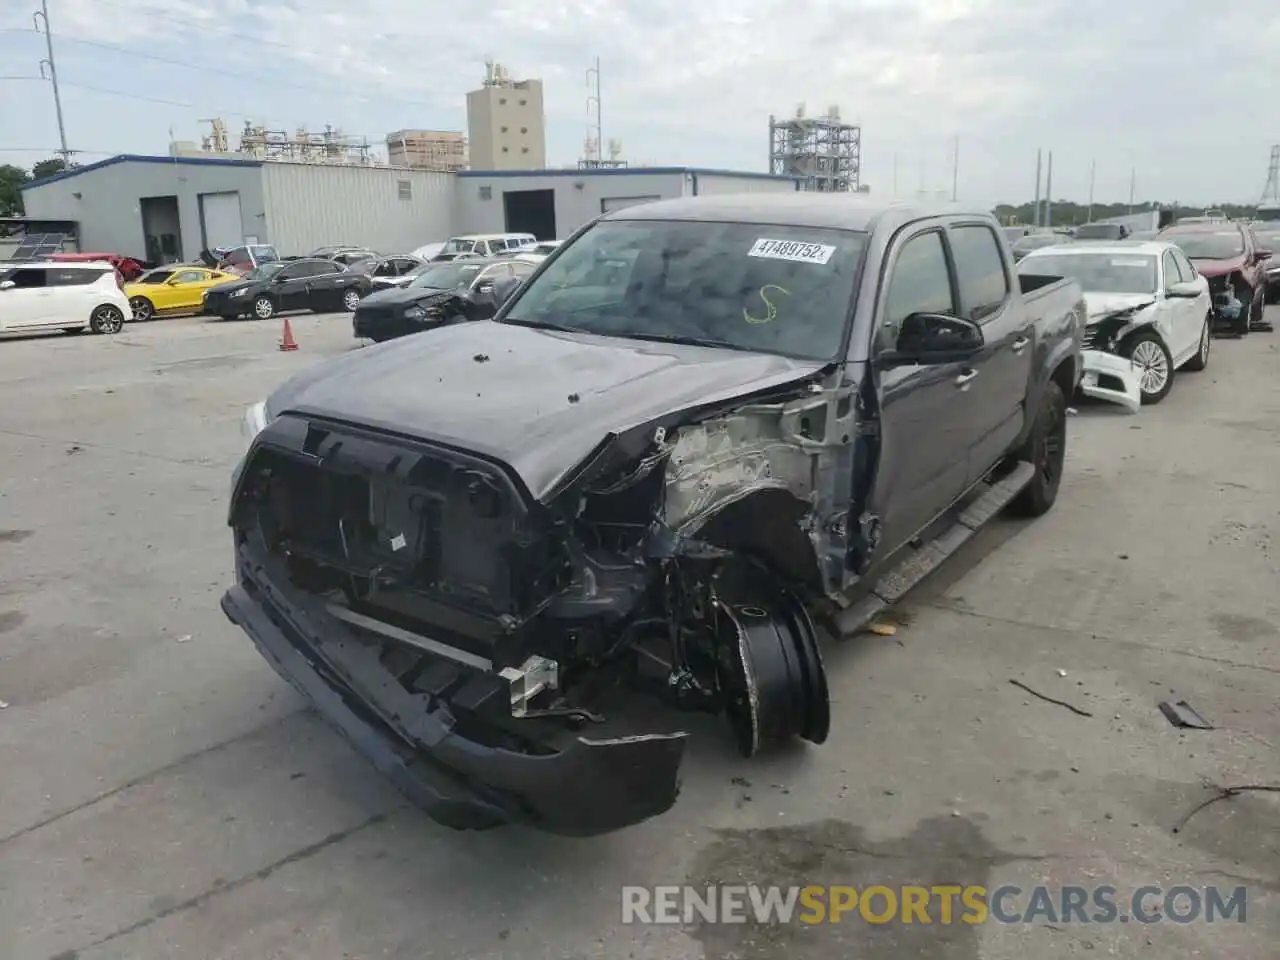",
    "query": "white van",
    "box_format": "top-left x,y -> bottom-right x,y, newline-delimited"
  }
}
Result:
0,260 -> 133,335
432,233 -> 538,261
